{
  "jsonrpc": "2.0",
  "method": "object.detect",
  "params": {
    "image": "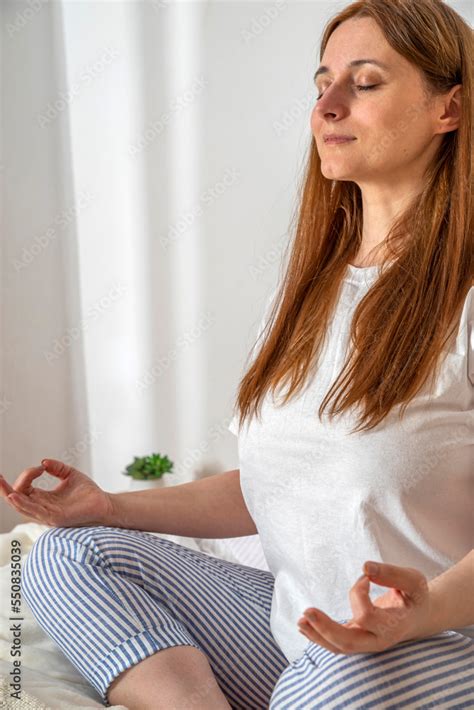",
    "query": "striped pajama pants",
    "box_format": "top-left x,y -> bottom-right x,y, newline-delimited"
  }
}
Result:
22,525 -> 474,709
